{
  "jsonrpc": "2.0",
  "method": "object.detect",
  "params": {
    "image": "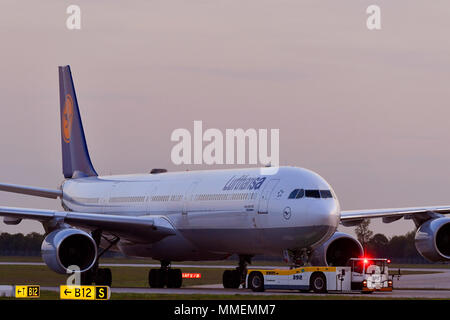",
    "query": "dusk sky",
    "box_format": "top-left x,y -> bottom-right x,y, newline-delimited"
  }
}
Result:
1,1 -> 450,238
